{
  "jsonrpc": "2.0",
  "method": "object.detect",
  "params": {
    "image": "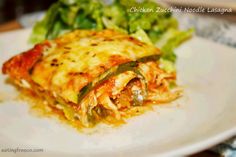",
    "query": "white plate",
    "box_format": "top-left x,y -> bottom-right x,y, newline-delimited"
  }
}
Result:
0,29 -> 235,157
